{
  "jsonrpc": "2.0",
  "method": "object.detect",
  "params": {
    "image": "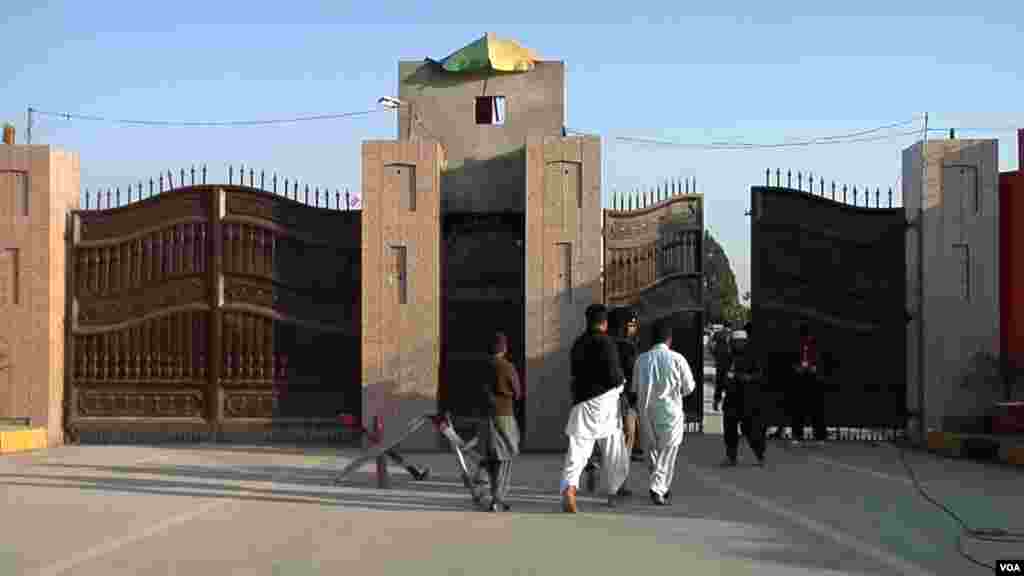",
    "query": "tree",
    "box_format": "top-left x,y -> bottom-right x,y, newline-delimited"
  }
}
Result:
702,230 -> 742,326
